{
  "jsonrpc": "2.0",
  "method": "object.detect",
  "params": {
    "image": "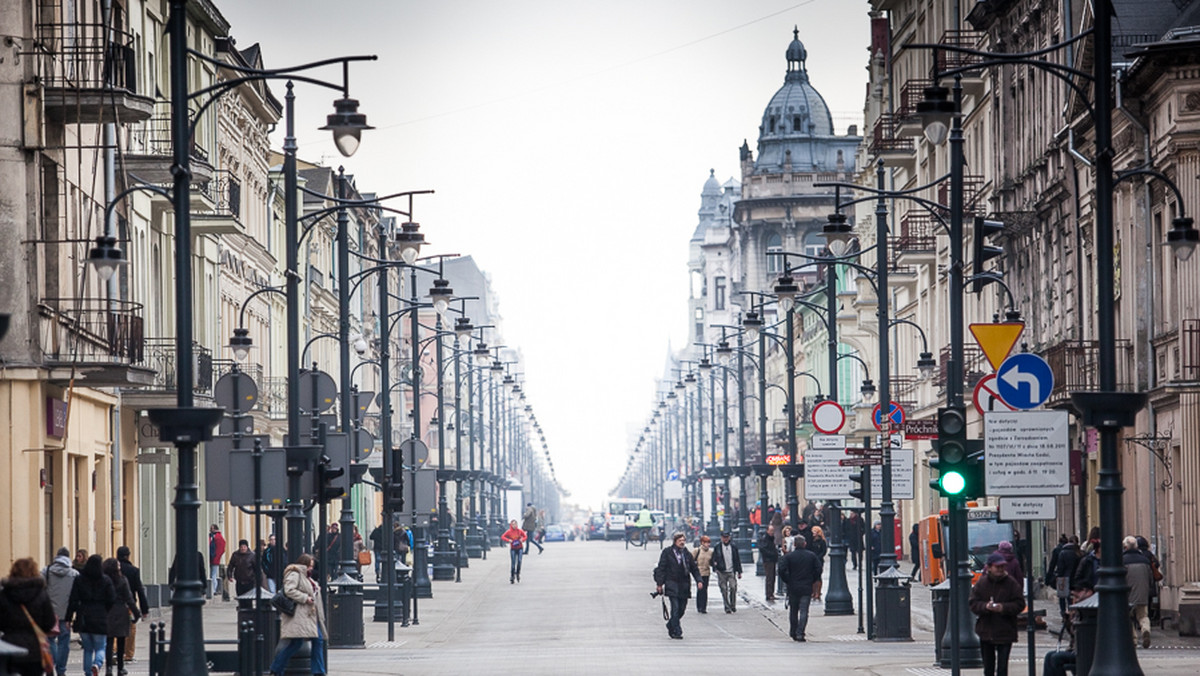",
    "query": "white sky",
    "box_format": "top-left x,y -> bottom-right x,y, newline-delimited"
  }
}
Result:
220,0 -> 871,510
